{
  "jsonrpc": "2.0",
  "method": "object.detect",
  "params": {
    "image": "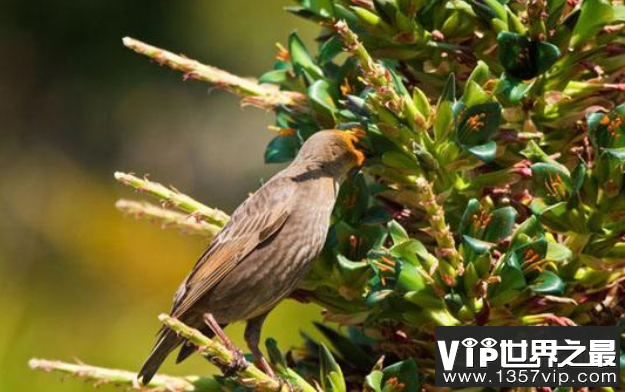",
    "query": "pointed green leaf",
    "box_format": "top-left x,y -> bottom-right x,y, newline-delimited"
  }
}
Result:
530,271 -> 565,295
259,69 -> 289,84
388,220 -> 409,245
396,260 -> 426,292
289,32 -> 324,80
319,344 -> 346,392
531,162 -> 573,203
483,206 -> 517,242
315,323 -> 374,369
301,0 -> 335,17
455,102 -> 502,146
365,370 -> 384,392
264,135 -> 299,163
496,74 -> 533,103
308,79 -> 337,123
318,34 -> 344,65
382,359 -> 419,392
571,0 -> 615,48
497,32 -> 560,79
467,141 -> 497,162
